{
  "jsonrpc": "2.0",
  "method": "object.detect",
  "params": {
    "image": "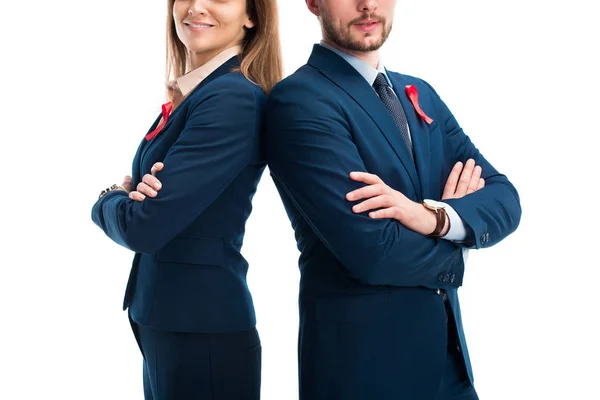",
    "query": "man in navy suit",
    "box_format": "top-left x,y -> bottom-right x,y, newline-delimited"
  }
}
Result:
265,0 -> 521,398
